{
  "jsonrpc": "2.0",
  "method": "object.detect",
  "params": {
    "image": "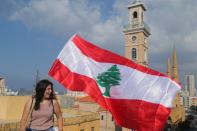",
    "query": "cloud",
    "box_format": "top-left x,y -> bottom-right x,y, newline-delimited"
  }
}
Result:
10,0 -> 100,35
6,0 -> 197,82
183,30 -> 197,52
9,0 -> 126,54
